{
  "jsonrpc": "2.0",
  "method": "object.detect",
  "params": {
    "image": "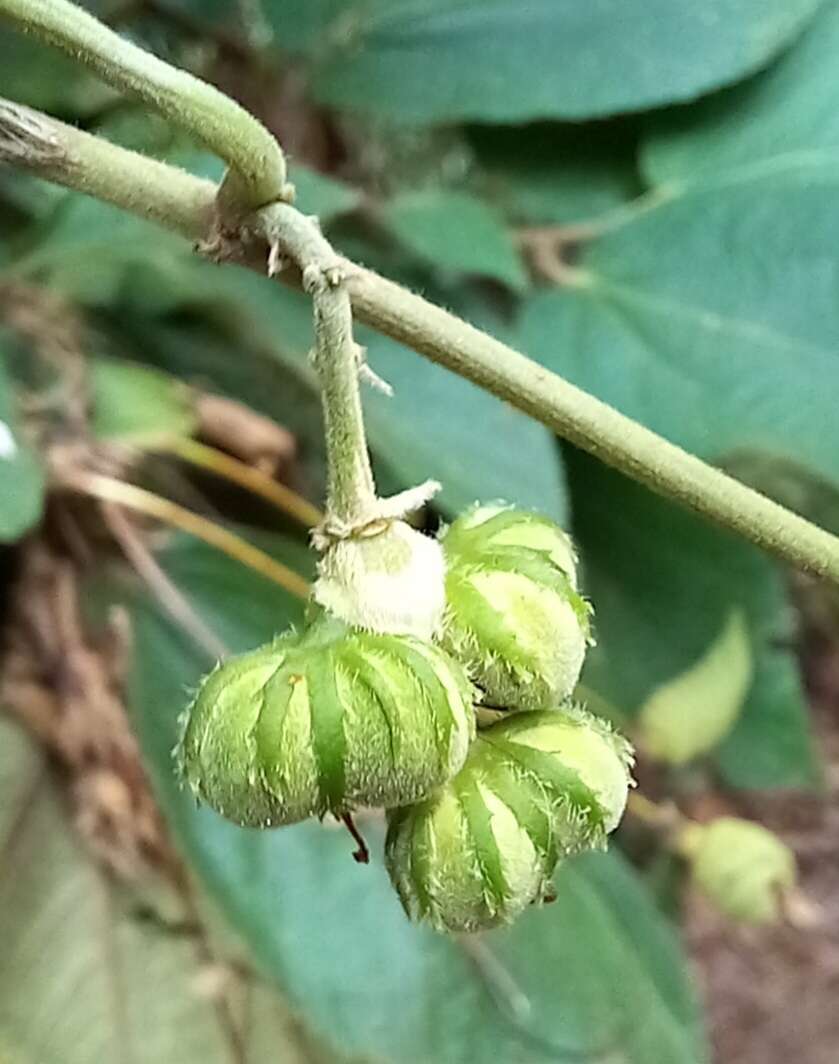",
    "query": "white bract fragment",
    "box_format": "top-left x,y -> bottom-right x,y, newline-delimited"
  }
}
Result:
314,520 -> 447,640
